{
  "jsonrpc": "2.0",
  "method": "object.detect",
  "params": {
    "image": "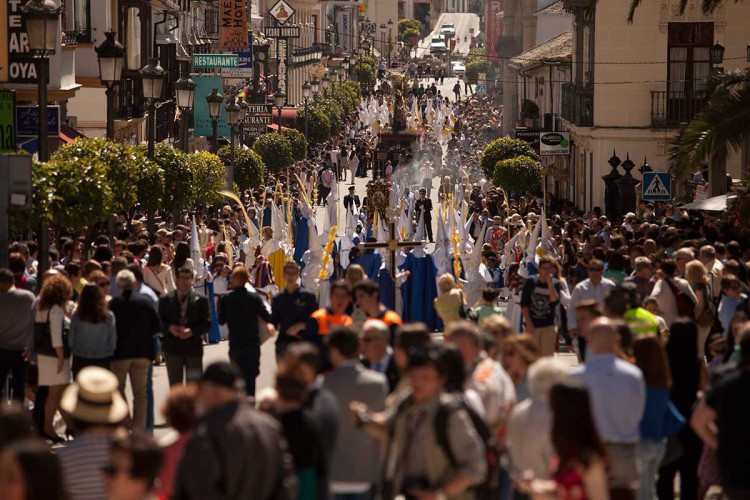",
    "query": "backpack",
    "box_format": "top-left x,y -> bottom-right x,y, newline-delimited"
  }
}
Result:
435,397 -> 501,497
664,278 -> 696,319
